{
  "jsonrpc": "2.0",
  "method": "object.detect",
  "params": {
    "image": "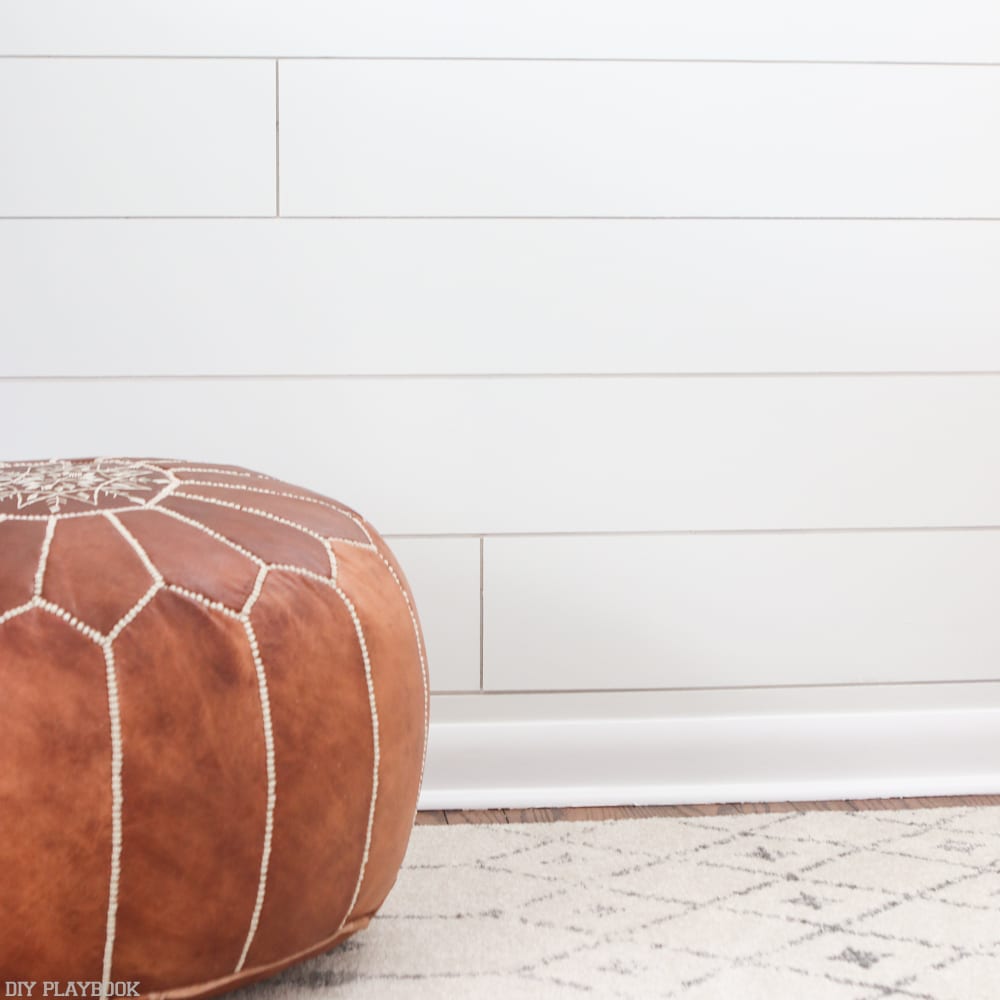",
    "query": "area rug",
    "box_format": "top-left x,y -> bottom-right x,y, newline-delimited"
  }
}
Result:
237,806 -> 1000,999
